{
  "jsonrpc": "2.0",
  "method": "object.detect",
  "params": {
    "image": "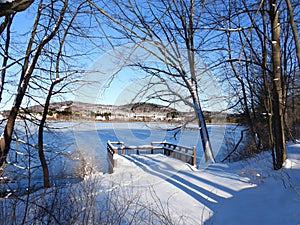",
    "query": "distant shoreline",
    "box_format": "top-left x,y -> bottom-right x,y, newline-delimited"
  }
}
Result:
45,119 -> 238,126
